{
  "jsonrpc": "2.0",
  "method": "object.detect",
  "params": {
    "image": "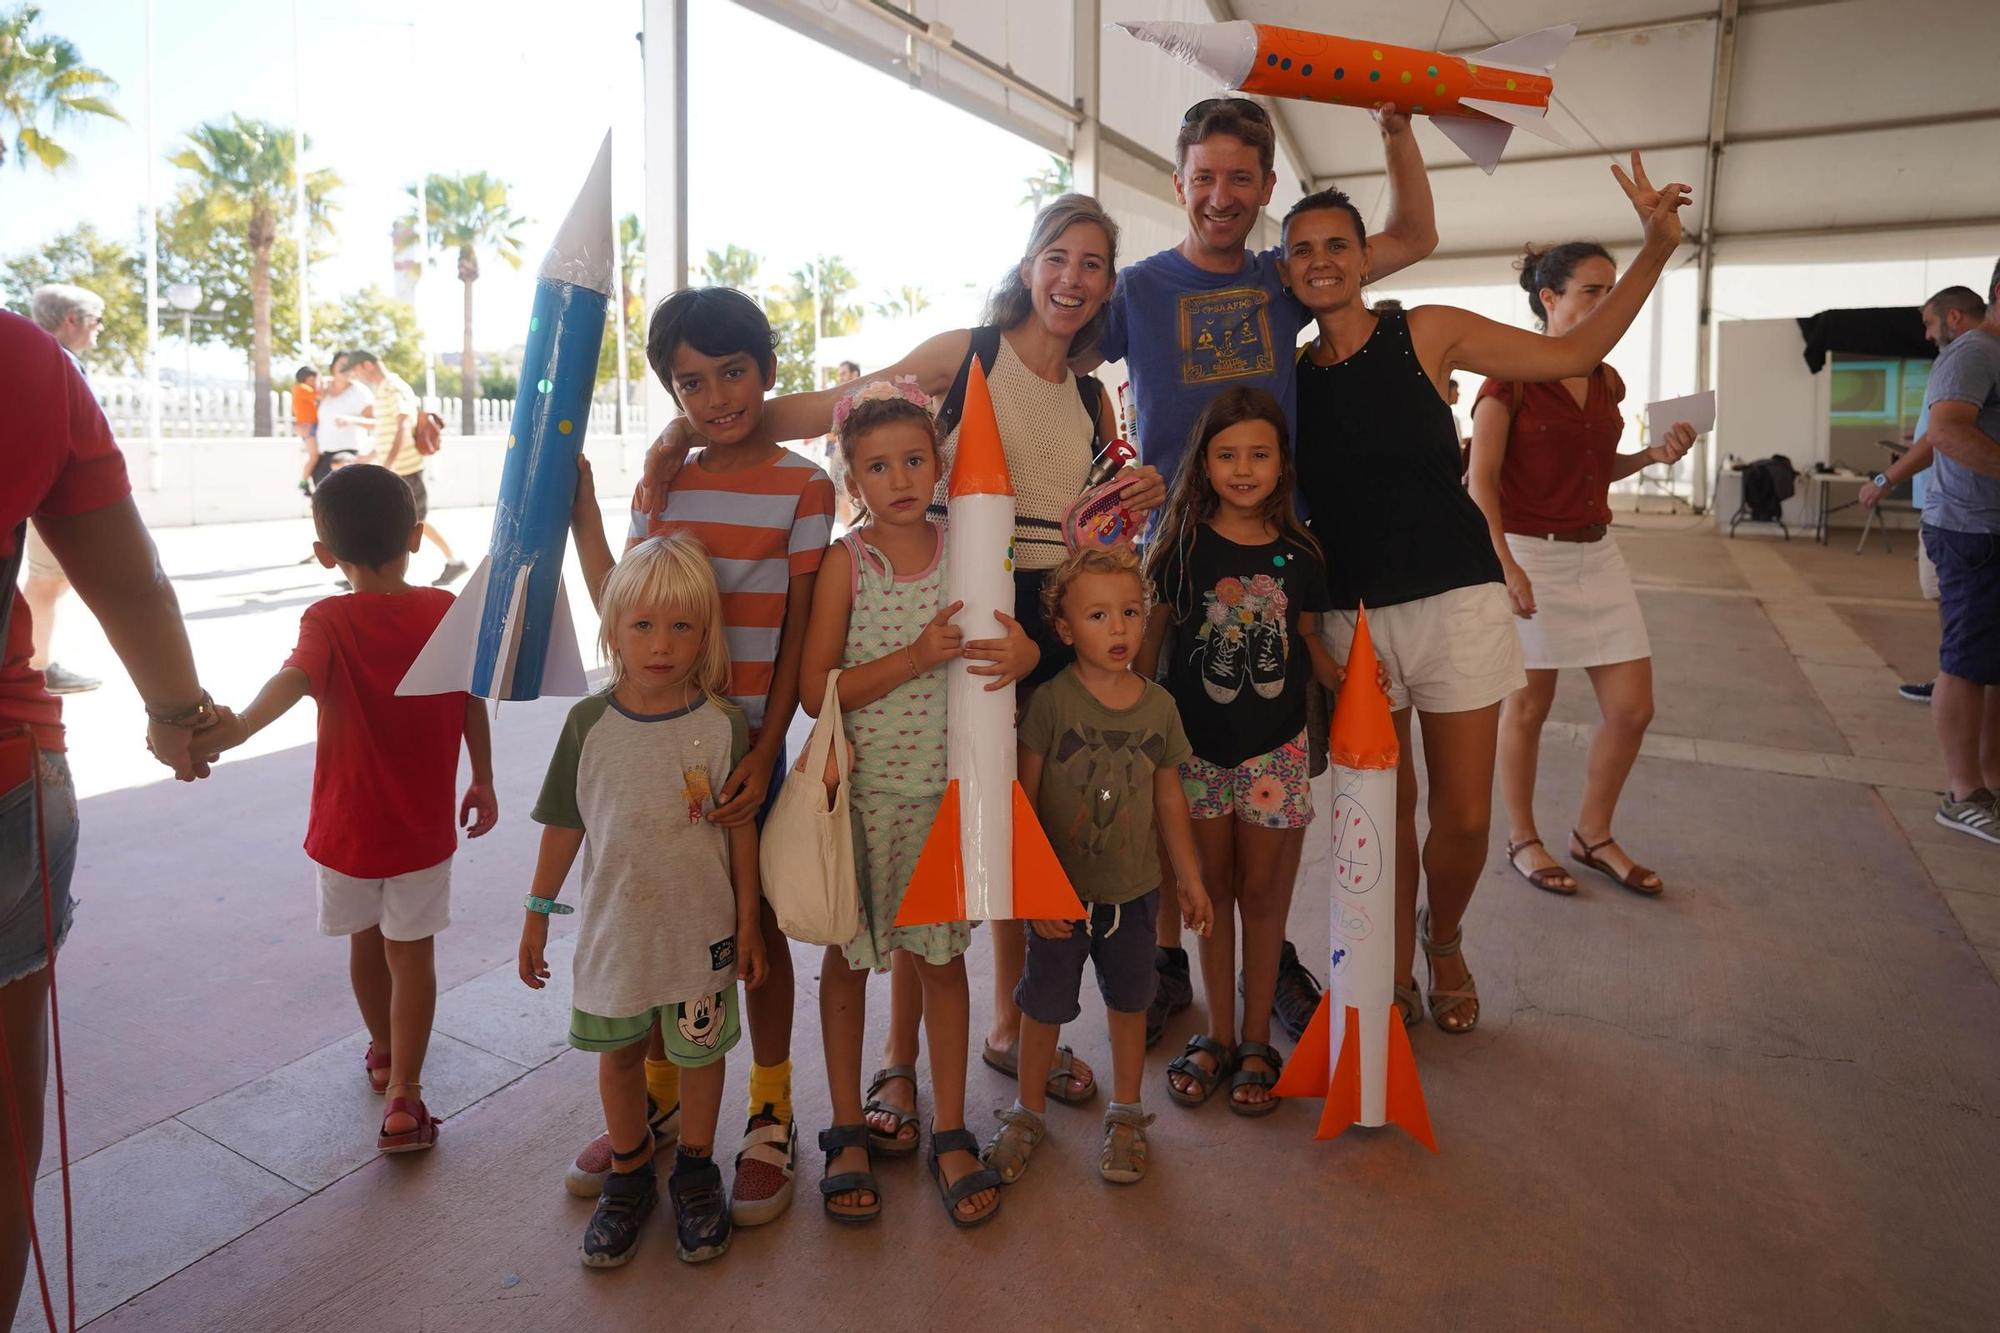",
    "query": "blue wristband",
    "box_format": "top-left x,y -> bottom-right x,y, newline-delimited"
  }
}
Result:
524,895 -> 574,916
